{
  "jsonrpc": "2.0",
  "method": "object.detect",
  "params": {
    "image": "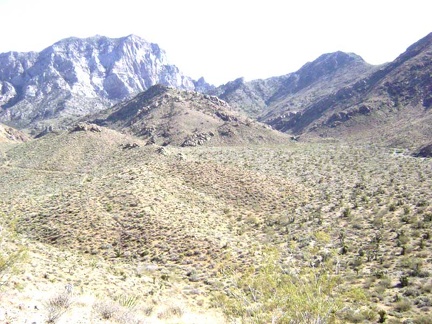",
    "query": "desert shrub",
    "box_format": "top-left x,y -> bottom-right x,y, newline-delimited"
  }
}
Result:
44,292 -> 73,323
142,305 -> 154,316
378,277 -> 392,289
93,300 -> 120,320
394,298 -> 412,312
413,315 -> 432,324
93,298 -> 144,323
341,308 -> 376,323
115,294 -> 139,308
420,281 -> 432,293
417,199 -> 428,207
342,207 -> 352,218
399,275 -> 409,287
378,309 -> 387,323
403,288 -> 420,297
0,248 -> 27,287
213,248 -> 353,323
400,257 -> 423,276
